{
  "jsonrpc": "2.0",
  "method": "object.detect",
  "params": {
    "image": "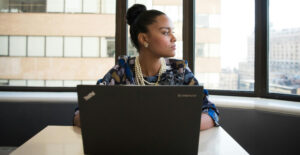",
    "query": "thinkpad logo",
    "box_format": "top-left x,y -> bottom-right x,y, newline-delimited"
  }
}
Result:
83,91 -> 96,101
